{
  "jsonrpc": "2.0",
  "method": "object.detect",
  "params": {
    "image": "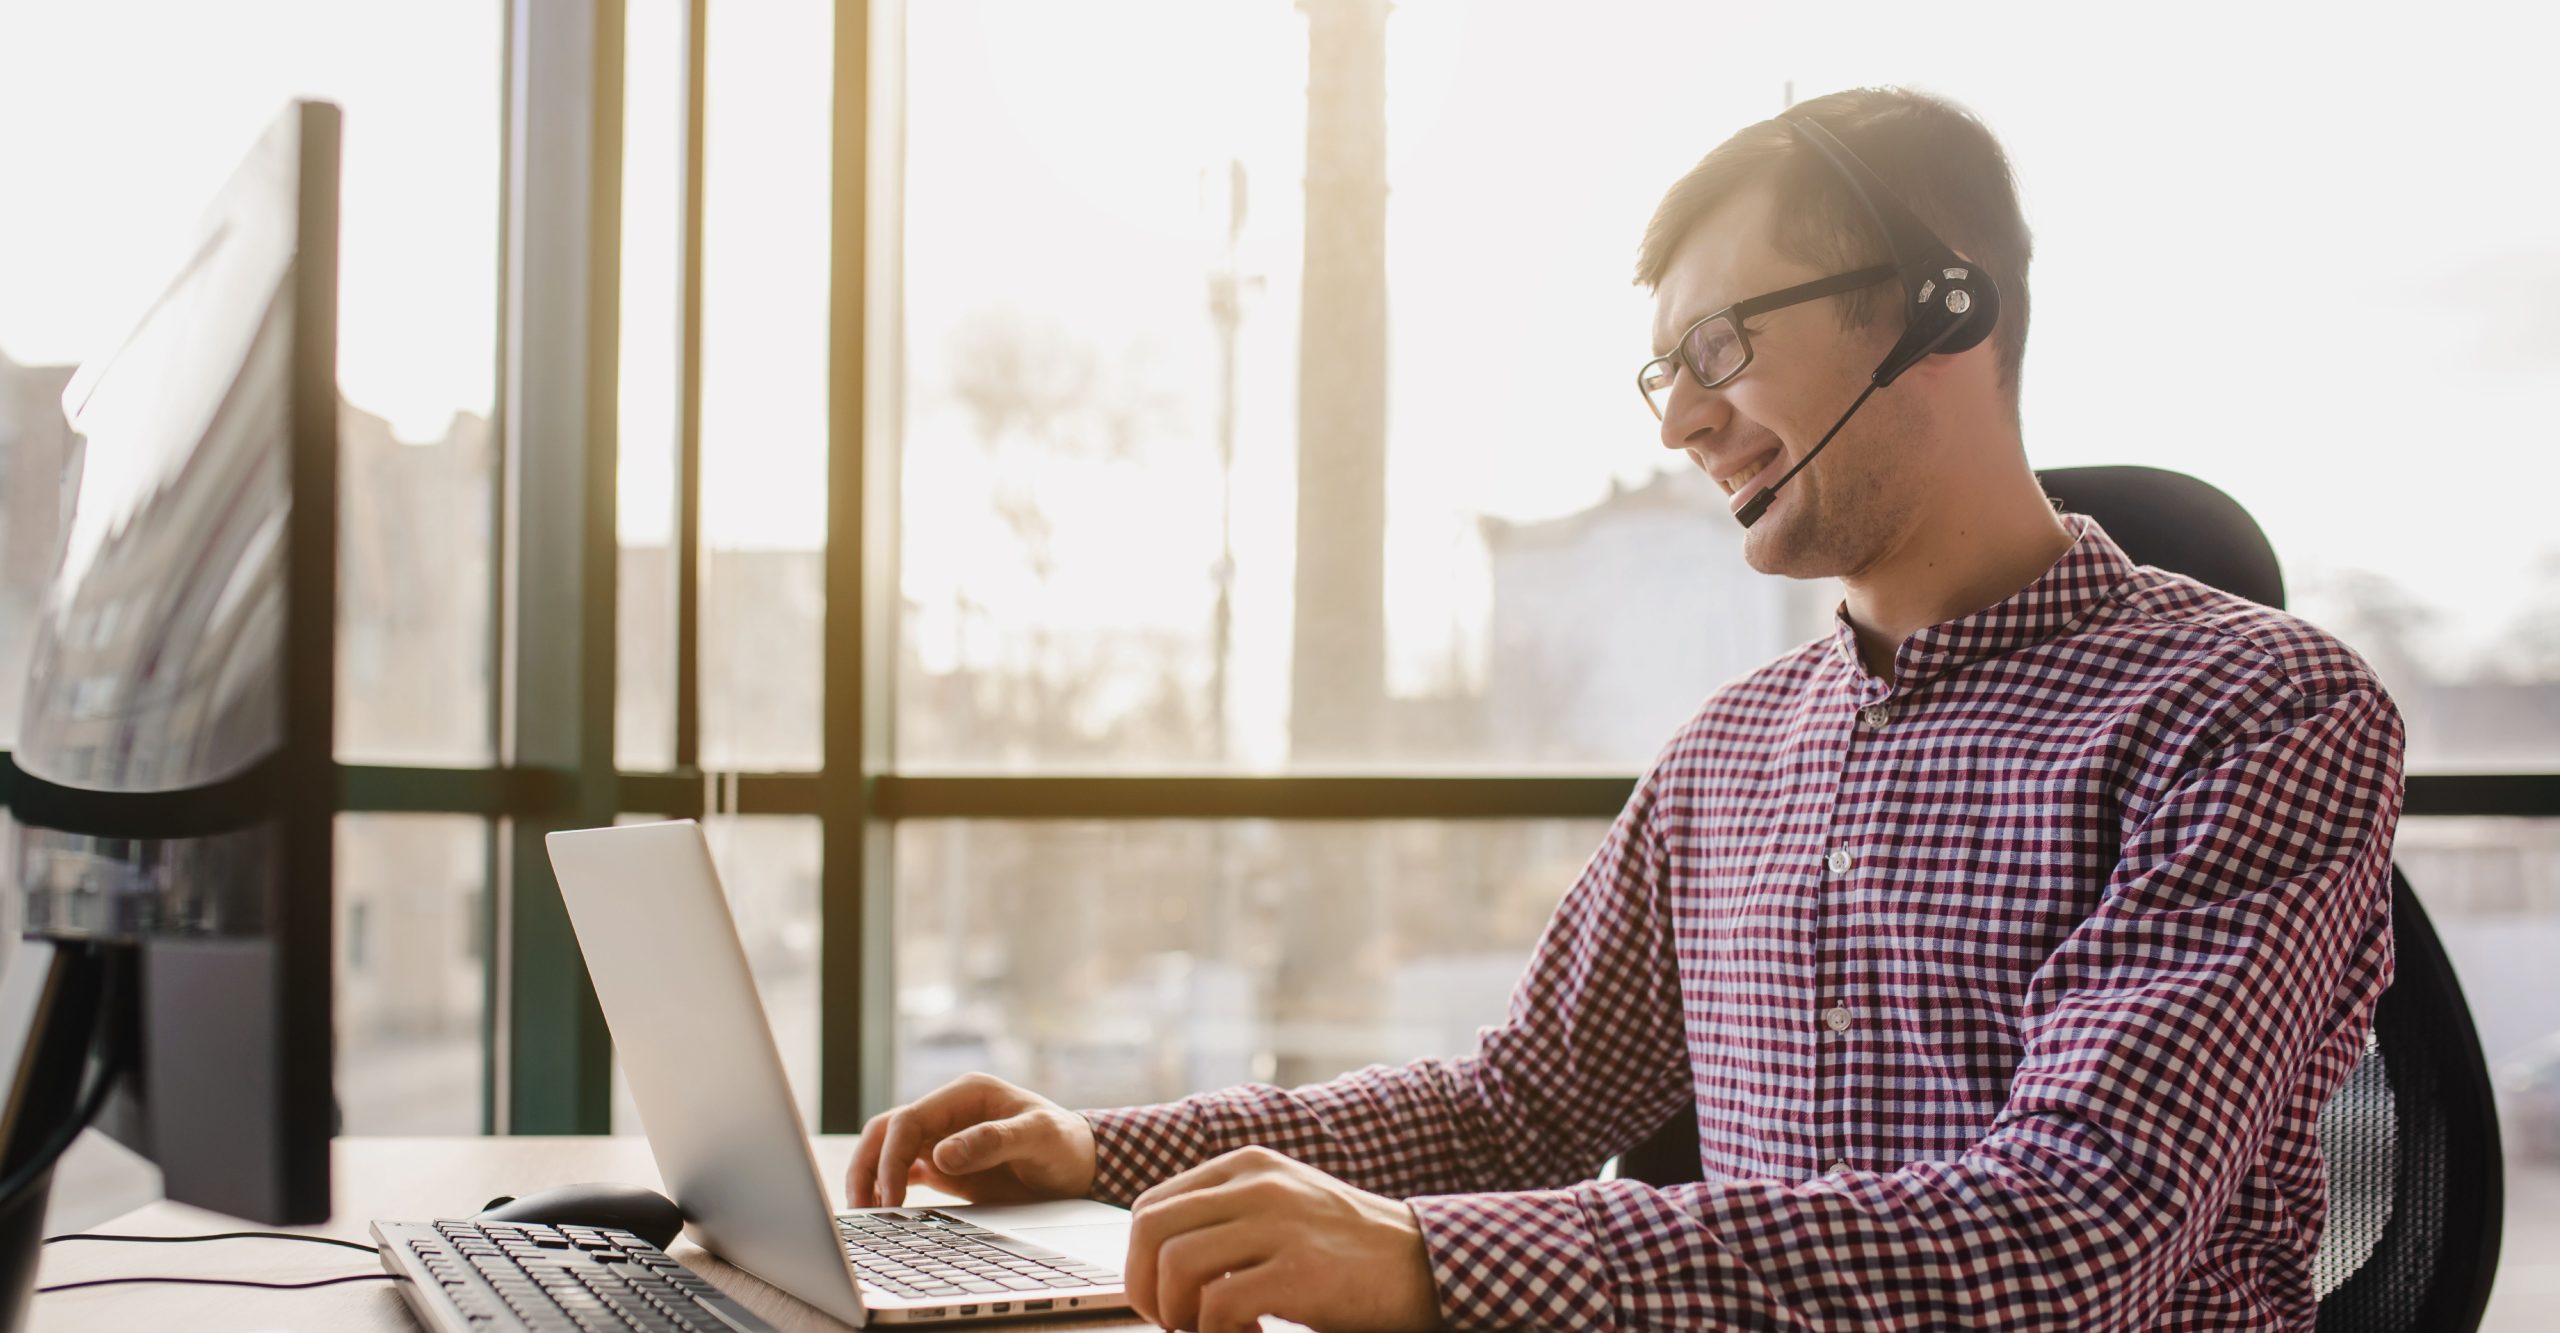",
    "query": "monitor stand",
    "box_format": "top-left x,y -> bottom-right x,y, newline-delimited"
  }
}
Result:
0,940 -> 118,1332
